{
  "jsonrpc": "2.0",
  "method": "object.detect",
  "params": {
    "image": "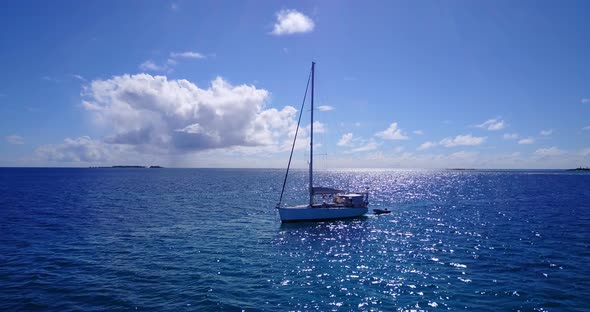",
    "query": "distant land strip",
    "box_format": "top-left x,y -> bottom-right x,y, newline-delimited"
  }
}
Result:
568,167 -> 590,171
